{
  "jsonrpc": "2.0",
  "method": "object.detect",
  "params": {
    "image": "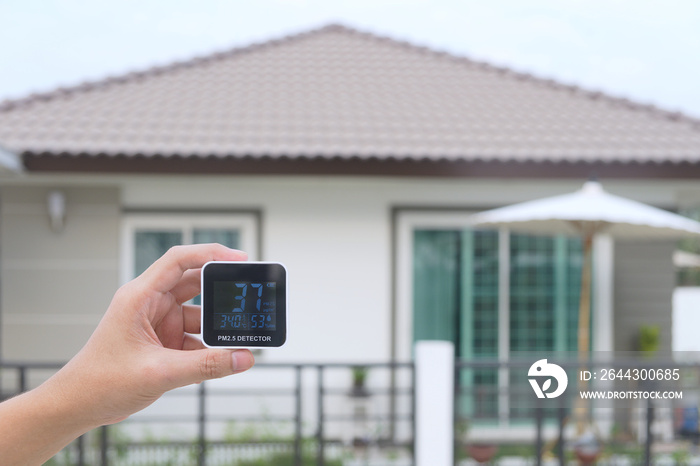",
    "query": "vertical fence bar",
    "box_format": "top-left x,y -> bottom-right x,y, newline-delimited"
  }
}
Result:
534,397 -> 543,466
317,365 -> 325,466
389,361 -> 397,442
294,365 -> 303,466
76,433 -> 85,466
557,395 -> 566,466
18,366 -> 27,392
411,362 -> 417,466
453,361 -> 459,466
198,381 -> 207,466
100,425 -> 108,466
644,400 -> 654,466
